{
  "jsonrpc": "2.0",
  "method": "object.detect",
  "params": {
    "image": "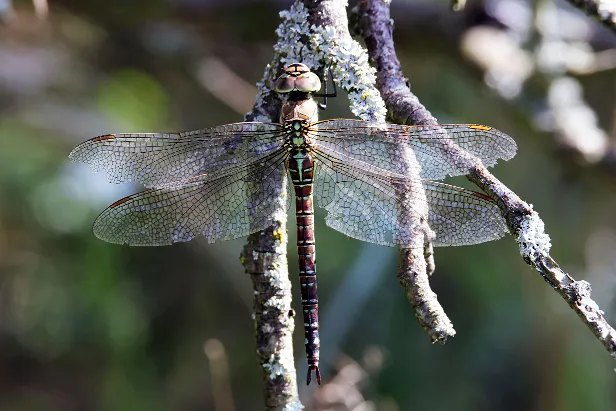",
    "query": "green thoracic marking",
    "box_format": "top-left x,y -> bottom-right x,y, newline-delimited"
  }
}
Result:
293,151 -> 308,181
